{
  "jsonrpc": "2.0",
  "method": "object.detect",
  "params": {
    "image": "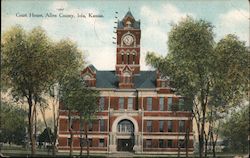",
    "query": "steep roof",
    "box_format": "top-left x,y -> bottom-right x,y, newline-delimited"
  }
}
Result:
123,10 -> 135,20
95,71 -> 157,89
117,11 -> 140,29
88,64 -> 97,73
